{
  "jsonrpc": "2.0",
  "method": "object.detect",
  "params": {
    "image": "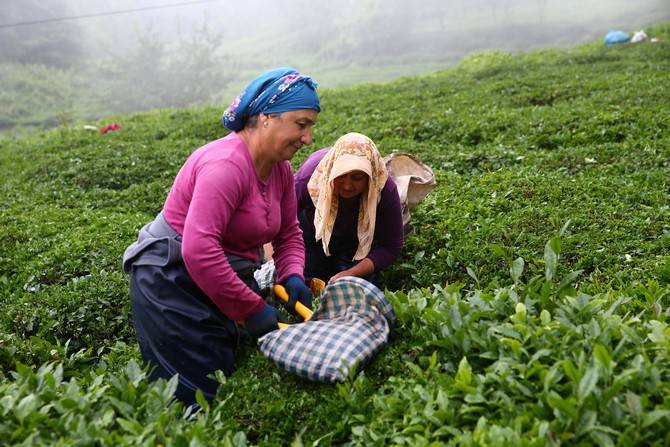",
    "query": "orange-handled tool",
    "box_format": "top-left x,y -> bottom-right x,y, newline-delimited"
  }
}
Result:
239,284 -> 315,331
273,284 -> 313,321
310,277 -> 326,295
